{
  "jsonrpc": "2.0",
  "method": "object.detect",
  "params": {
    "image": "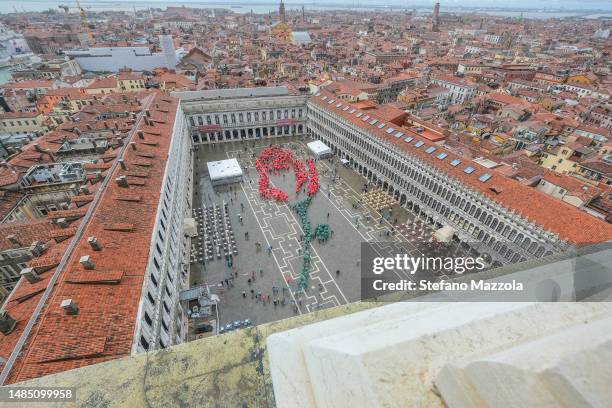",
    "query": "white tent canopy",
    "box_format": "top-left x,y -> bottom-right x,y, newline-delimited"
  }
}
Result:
434,225 -> 455,243
207,158 -> 243,186
307,140 -> 333,159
